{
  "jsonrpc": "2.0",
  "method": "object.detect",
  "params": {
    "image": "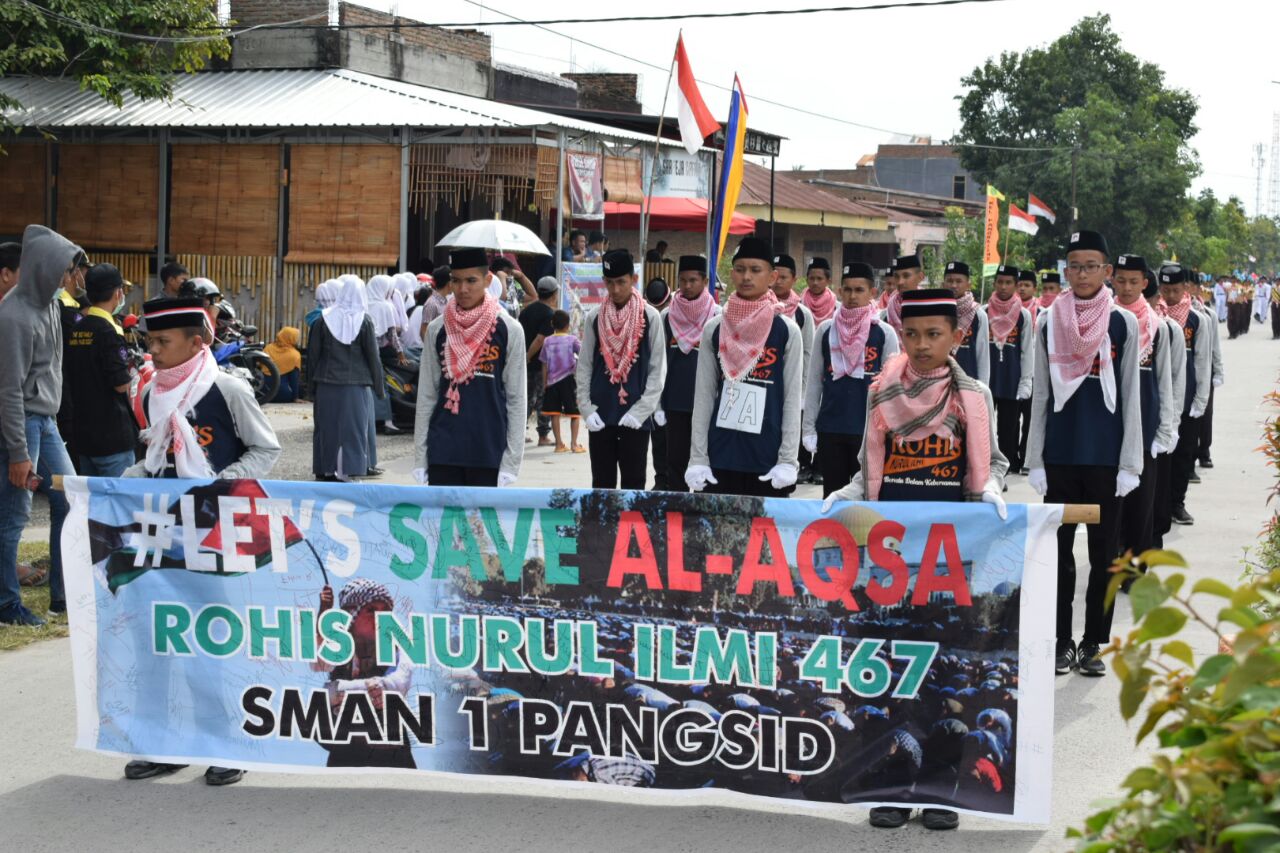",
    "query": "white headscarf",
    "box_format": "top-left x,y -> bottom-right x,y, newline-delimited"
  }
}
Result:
365,274 -> 399,338
391,272 -> 416,328
323,276 -> 368,345
315,279 -> 340,308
